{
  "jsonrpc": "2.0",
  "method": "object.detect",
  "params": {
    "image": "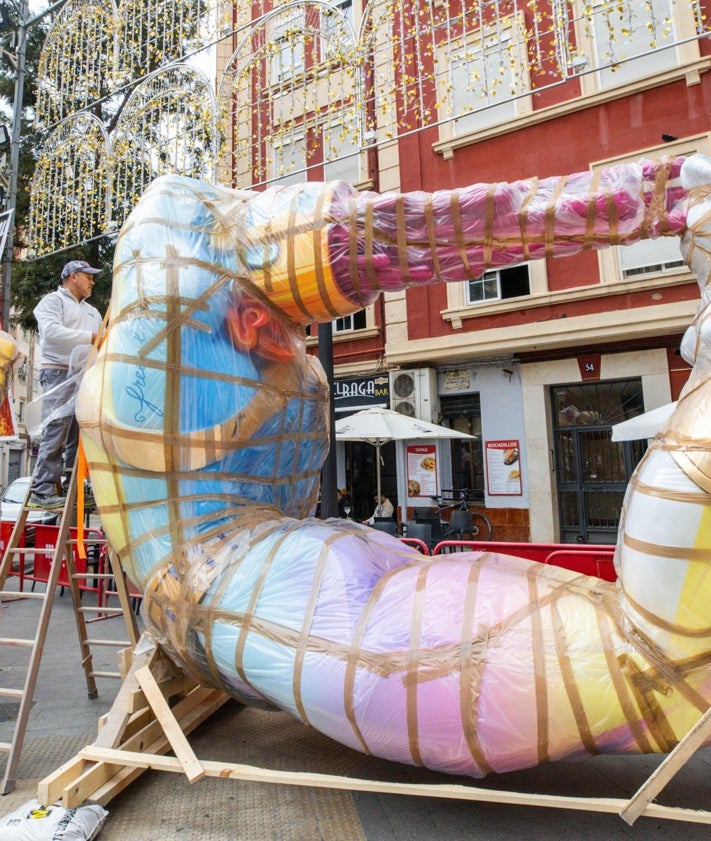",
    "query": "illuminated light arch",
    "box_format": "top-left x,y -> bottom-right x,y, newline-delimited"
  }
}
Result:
217,1 -> 363,189
112,66 -> 219,229
28,113 -> 110,258
35,0 -> 119,128
27,0 -> 711,256
116,0 -> 222,86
